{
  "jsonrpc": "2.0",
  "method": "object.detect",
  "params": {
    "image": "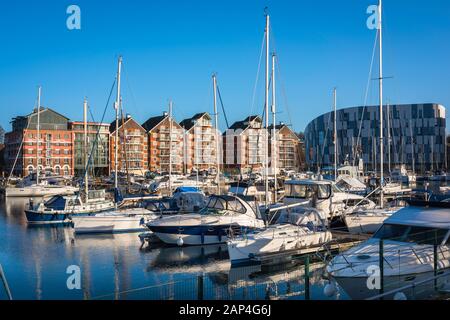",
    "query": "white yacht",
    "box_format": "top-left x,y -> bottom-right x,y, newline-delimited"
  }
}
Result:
72,186 -> 207,234
390,165 -> 416,184
343,205 -> 400,234
227,207 -> 332,266
5,182 -> 78,198
71,207 -> 154,234
283,179 -> 375,220
327,203 -> 450,299
146,195 -> 265,246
